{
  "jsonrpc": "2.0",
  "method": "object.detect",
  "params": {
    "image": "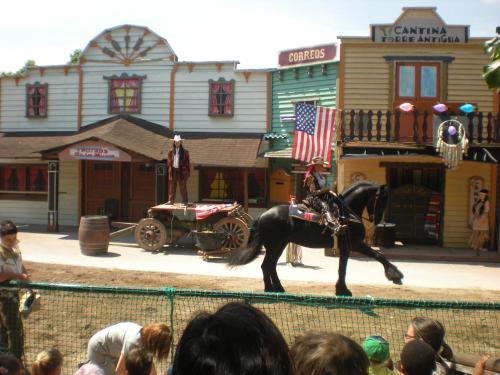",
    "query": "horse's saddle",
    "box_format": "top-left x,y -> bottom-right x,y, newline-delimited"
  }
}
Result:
289,202 -> 322,223
289,201 -> 363,224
